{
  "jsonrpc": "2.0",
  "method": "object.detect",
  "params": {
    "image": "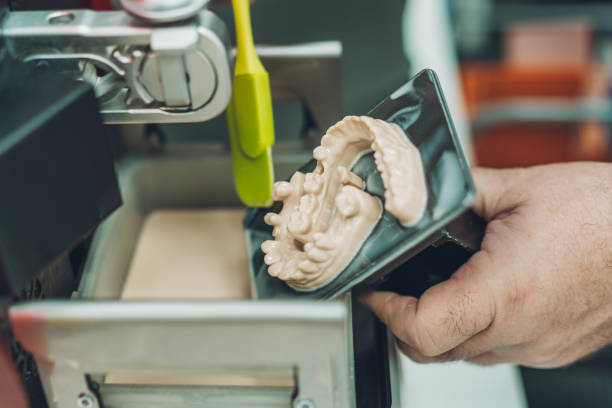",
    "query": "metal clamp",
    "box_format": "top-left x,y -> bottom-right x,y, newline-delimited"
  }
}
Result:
1,8 -> 232,124
35,361 -> 102,408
